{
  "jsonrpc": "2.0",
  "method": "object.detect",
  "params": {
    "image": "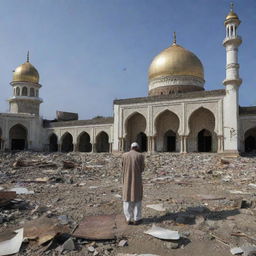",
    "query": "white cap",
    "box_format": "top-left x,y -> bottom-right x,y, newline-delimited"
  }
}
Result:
131,142 -> 139,149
